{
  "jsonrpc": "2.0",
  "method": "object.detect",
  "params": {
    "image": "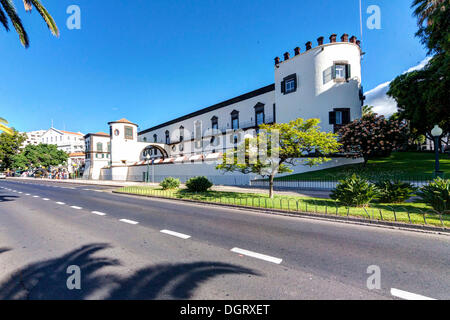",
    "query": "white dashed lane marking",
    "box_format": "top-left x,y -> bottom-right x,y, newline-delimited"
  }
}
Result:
56,202 -> 65,205
70,206 -> 83,210
231,247 -> 283,265
160,229 -> 191,239
92,211 -> 107,216
42,198 -> 50,201
390,288 -> 436,300
119,219 -> 139,225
